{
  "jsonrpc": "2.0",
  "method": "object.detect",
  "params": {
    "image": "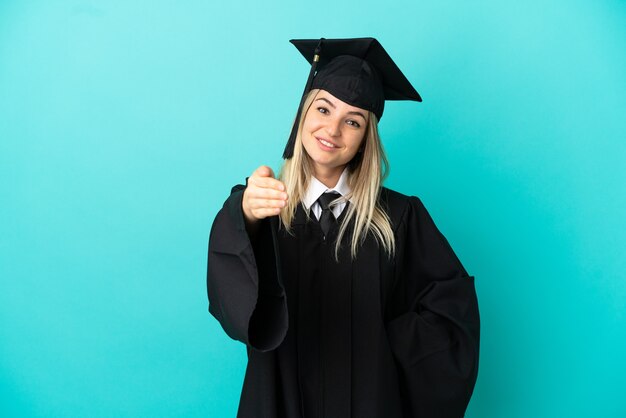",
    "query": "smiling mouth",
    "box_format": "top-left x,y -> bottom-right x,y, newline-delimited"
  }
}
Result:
316,137 -> 338,148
